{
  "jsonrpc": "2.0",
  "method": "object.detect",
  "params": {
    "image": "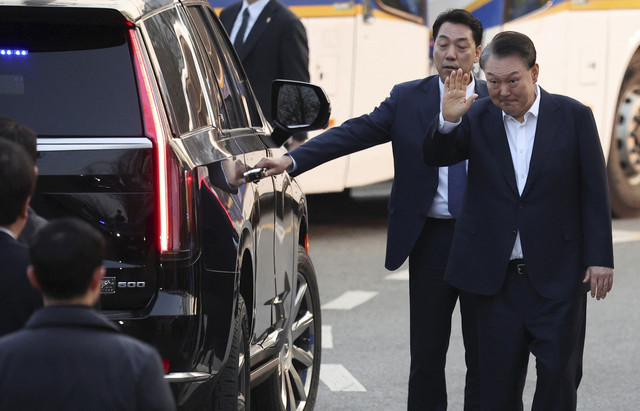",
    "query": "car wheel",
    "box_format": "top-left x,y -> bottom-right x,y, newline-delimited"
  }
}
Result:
214,295 -> 250,411
608,56 -> 640,217
254,245 -> 322,411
